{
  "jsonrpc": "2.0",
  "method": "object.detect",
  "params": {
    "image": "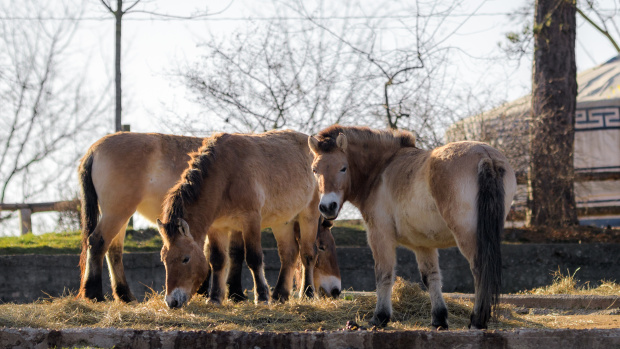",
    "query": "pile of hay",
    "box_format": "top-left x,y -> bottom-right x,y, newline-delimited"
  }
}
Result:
0,278 -> 521,331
